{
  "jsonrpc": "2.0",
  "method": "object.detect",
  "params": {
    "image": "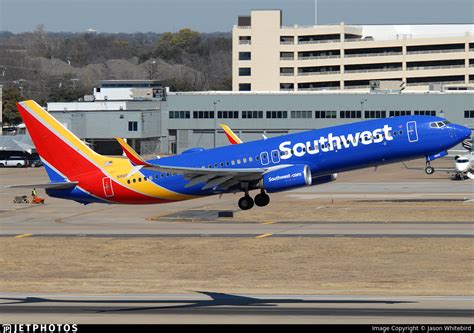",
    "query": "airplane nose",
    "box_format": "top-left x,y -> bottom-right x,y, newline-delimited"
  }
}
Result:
452,124 -> 471,142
